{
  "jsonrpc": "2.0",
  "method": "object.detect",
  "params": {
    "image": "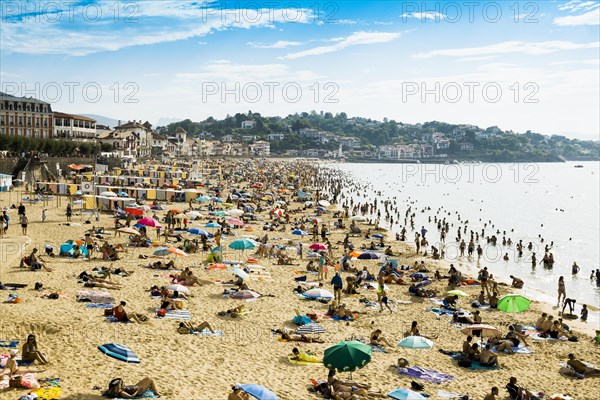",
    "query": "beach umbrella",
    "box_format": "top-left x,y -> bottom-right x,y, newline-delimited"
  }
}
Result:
397,336 -> 433,349
297,323 -> 326,335
153,247 -> 170,256
188,228 -> 209,236
447,289 -> 469,297
173,213 -> 188,220
137,217 -> 162,228
229,238 -> 258,250
348,250 -> 363,258
117,227 -> 140,235
309,243 -> 327,251
98,343 -> 140,364
196,196 -> 211,202
357,252 -> 380,260
151,205 -> 164,210
213,198 -> 223,203
316,206 -> 327,213
240,384 -> 278,400
125,207 -> 143,216
301,288 -> 334,300
214,211 -> 227,216
222,202 -> 234,208
323,341 -> 372,372
318,200 -> 331,207
187,211 -> 203,219
292,229 -> 308,236
168,247 -> 188,257
225,218 -> 244,227
205,222 -> 222,228
304,201 -> 313,206
387,388 -> 426,400
100,191 -> 117,197
460,324 -> 501,338
308,217 -> 321,224
231,290 -> 261,300
273,208 -> 285,216
118,191 -> 128,197
372,234 -> 384,239
350,215 -> 367,222
227,209 -> 244,216
166,284 -> 190,294
497,294 -> 531,313
229,266 -> 249,281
